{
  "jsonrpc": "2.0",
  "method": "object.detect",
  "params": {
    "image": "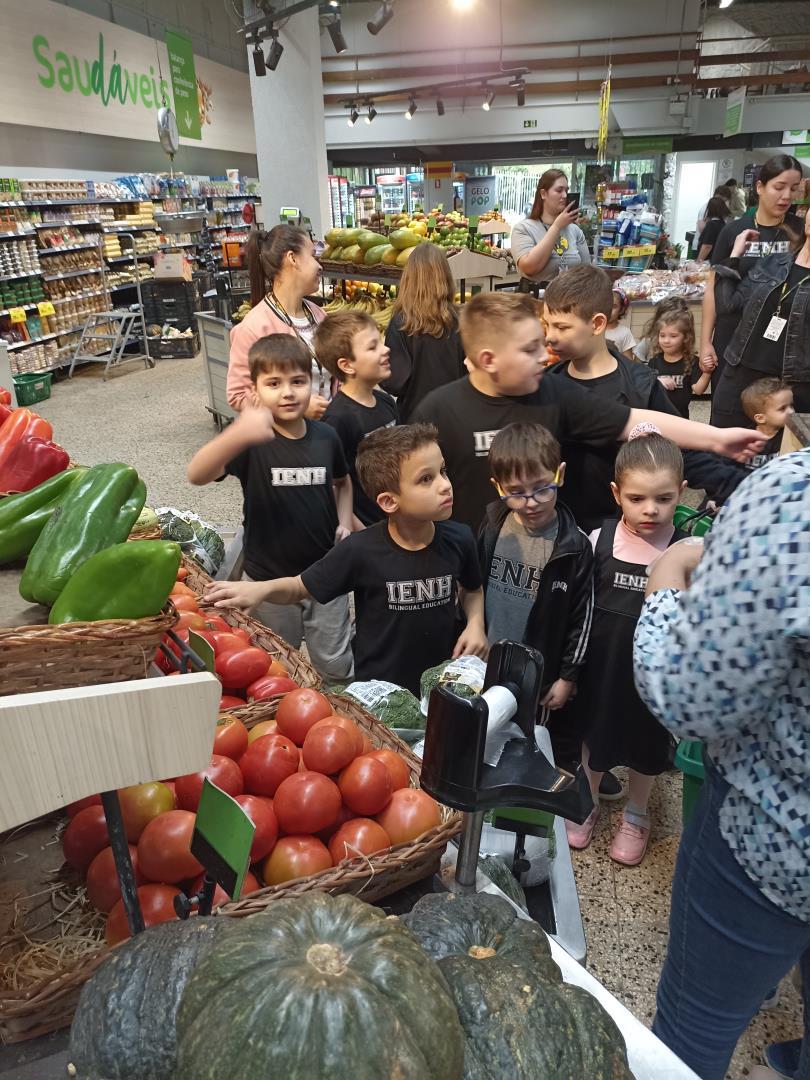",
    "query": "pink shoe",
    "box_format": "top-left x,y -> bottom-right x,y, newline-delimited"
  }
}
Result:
565,806 -> 600,850
610,816 -> 651,866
